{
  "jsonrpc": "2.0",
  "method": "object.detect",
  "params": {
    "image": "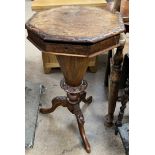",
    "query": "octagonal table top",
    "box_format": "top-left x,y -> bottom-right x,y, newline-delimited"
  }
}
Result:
26,6 -> 124,44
